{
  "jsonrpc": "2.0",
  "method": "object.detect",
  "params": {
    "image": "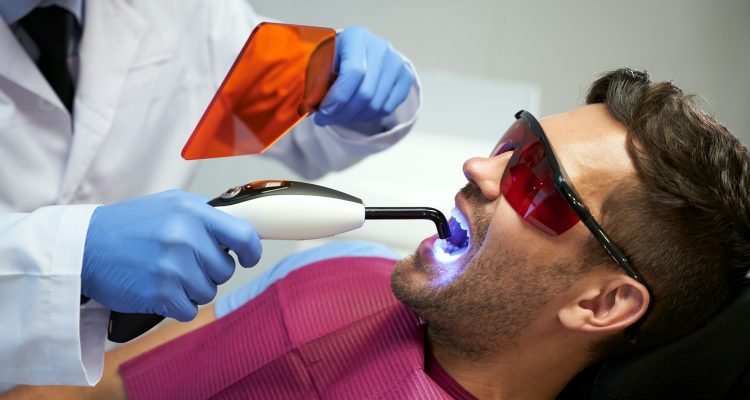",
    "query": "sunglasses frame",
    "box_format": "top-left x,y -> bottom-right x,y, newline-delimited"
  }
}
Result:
501,110 -> 653,343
